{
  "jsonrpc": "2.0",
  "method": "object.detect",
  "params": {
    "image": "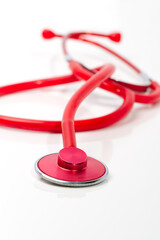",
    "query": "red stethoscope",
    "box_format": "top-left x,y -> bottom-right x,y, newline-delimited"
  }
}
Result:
1,29 -> 160,186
